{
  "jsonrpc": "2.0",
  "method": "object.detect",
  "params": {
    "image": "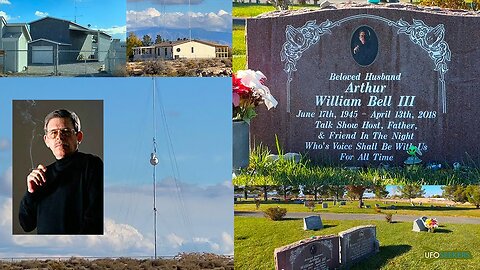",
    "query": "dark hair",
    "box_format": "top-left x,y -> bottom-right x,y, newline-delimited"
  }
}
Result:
44,109 -> 81,132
